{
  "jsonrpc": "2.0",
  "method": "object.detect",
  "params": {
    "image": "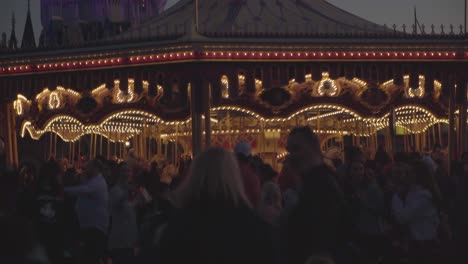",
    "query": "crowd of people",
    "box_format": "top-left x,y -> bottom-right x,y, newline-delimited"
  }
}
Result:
0,126 -> 467,264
